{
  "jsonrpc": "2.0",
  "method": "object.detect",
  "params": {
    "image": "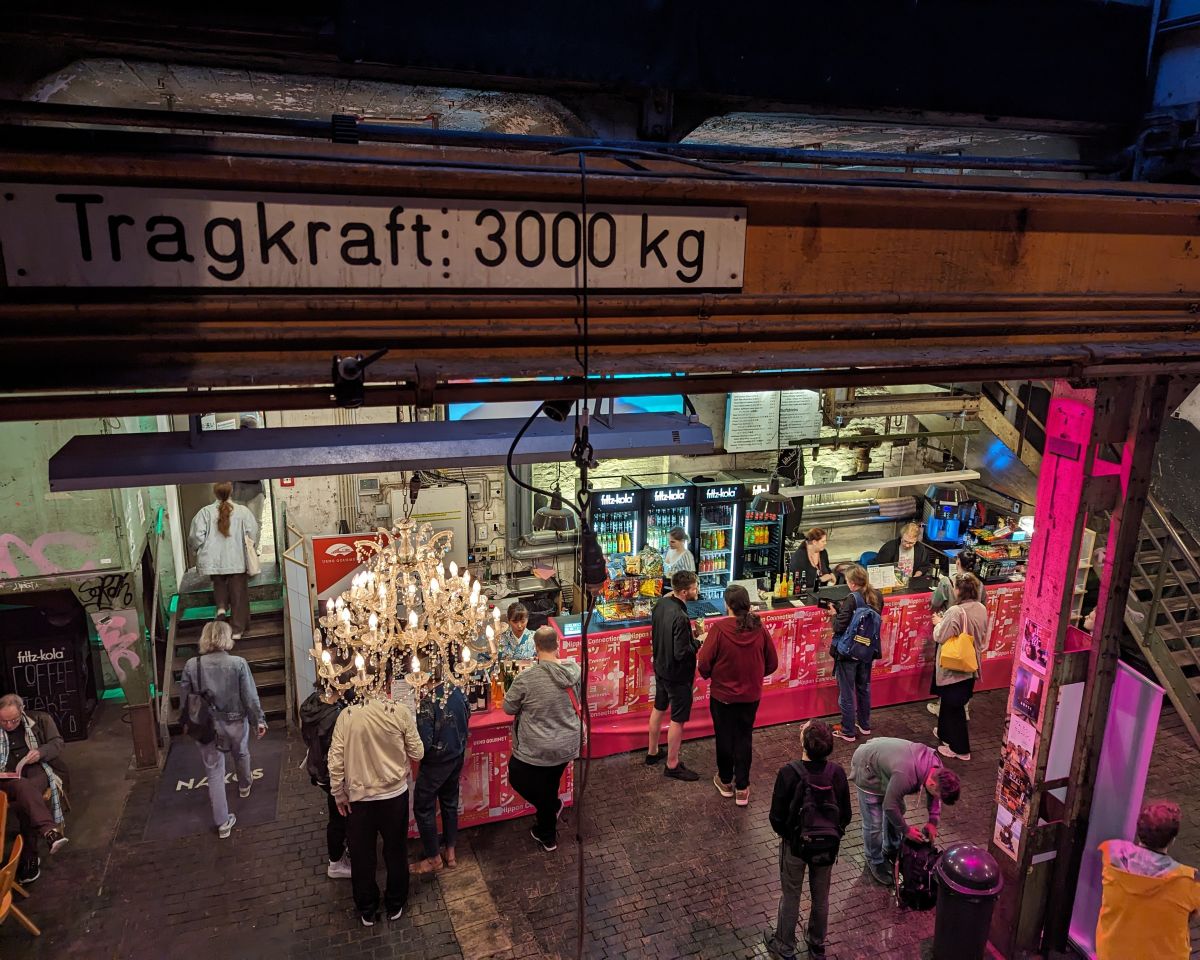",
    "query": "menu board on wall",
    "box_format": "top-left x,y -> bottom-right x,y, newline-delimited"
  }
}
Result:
724,390 -> 821,452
